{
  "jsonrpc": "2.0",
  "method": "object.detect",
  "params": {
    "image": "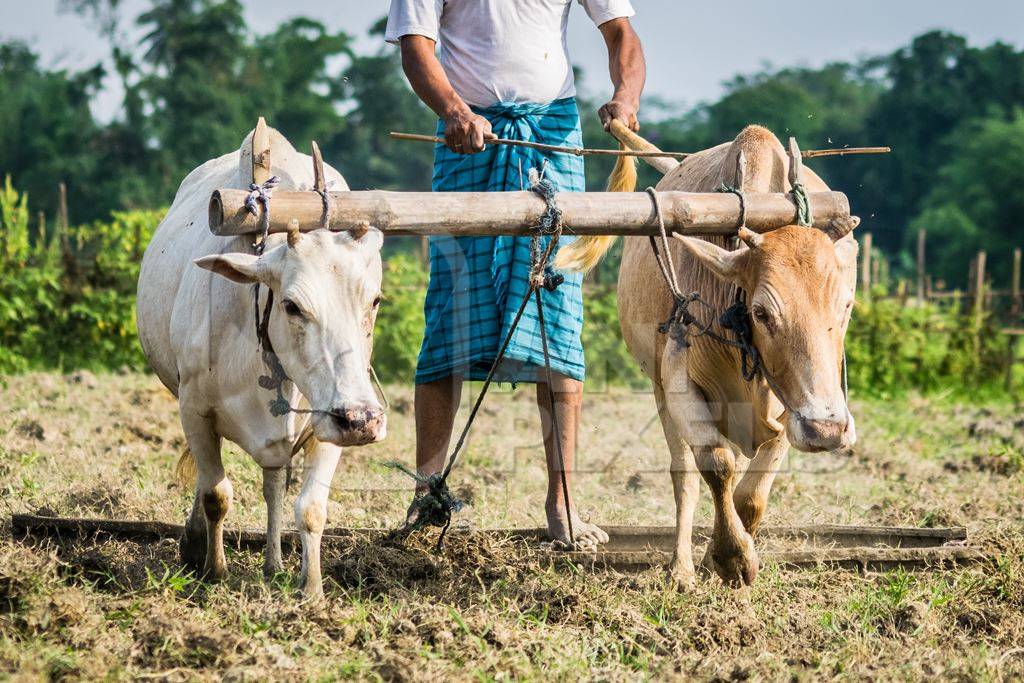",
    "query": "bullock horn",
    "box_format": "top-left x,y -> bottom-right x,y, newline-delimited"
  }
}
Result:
252,117 -> 271,185
737,226 -> 763,249
310,140 -> 326,194
826,215 -> 860,241
287,218 -> 302,247
735,150 -> 747,191
349,221 -> 370,240
787,137 -> 804,188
